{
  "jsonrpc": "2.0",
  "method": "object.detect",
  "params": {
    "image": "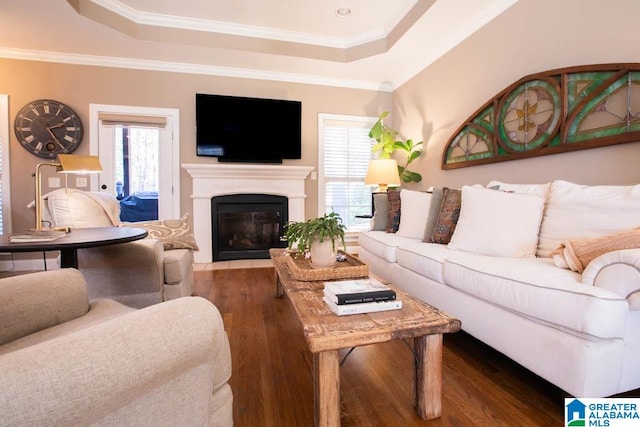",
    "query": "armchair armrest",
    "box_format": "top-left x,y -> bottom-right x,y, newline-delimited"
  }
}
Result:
0,269 -> 89,345
0,297 -> 232,426
582,248 -> 640,310
77,238 -> 165,301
